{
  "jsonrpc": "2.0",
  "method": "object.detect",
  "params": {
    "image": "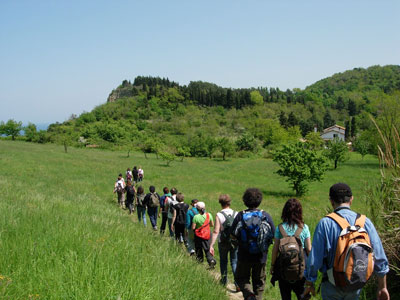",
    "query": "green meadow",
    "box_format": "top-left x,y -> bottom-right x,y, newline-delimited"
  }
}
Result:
0,141 -> 381,299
